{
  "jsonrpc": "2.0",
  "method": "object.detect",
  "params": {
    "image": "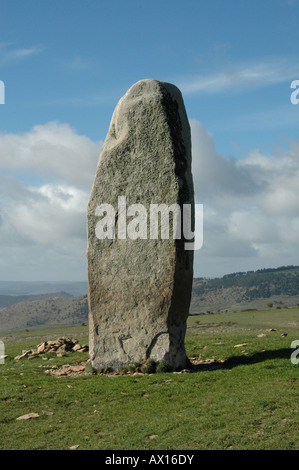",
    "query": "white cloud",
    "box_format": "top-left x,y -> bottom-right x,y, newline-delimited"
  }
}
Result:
6,184 -> 88,245
1,118 -> 299,280
191,119 -> 299,277
0,122 -> 101,280
0,121 -> 101,188
63,55 -> 94,71
0,44 -> 42,64
190,119 -> 259,201
180,58 -> 299,95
